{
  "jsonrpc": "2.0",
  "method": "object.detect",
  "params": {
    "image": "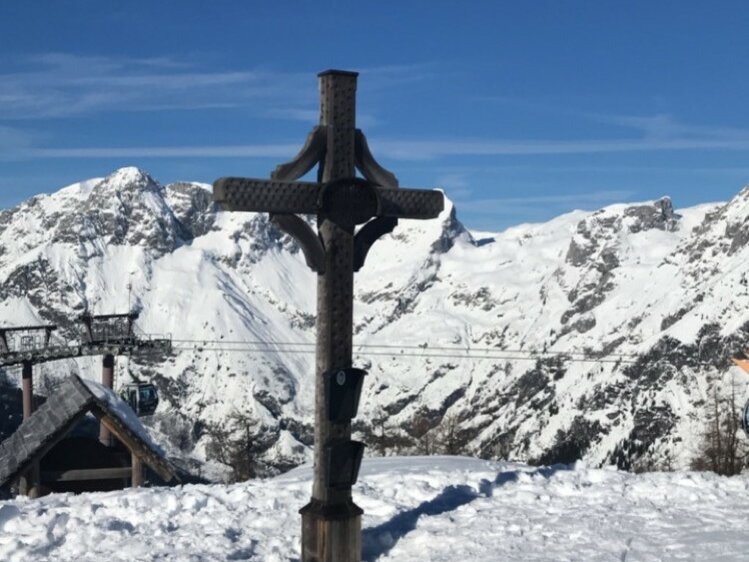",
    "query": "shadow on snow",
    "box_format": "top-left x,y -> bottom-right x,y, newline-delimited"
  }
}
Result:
362,464 -> 568,561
